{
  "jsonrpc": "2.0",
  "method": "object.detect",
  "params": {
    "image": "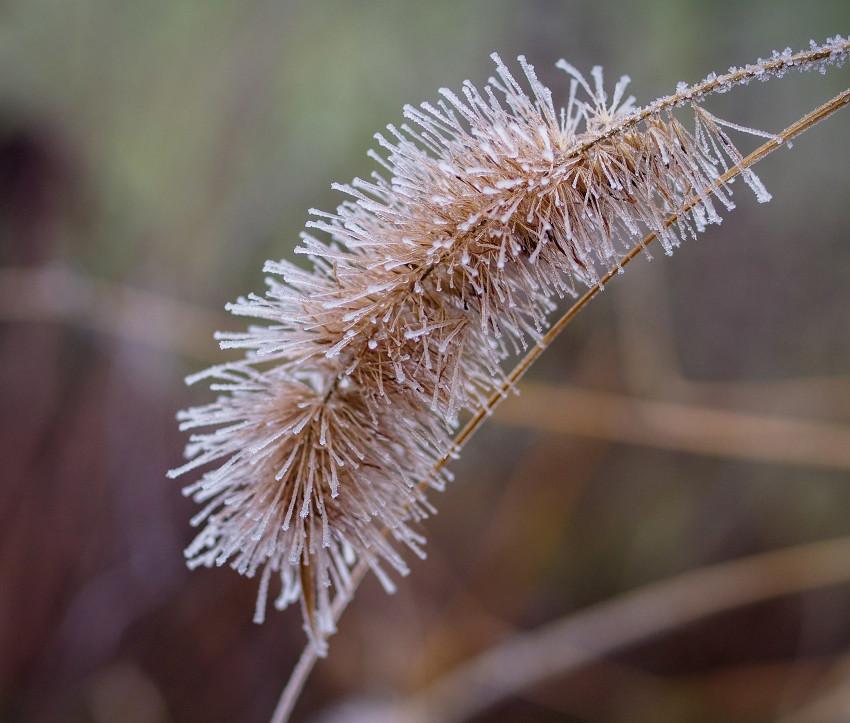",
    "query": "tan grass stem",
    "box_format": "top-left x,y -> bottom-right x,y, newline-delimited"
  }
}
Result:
0,265 -> 228,361
400,535 -> 850,723
498,381 -> 850,470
